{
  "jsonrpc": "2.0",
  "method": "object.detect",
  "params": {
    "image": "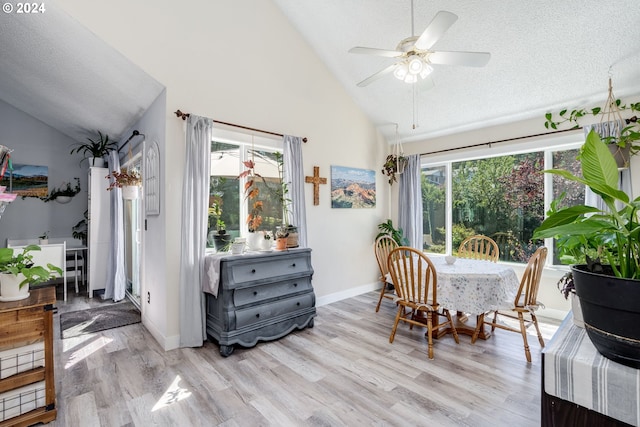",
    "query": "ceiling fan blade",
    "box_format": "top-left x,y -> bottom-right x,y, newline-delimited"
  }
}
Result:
429,51 -> 491,67
356,63 -> 398,87
414,11 -> 458,50
349,47 -> 403,58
